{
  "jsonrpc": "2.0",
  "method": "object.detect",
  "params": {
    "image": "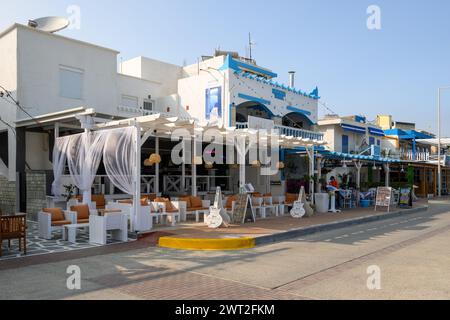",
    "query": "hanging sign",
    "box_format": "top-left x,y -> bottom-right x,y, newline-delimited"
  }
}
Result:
375,187 -> 392,212
399,187 -> 413,208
